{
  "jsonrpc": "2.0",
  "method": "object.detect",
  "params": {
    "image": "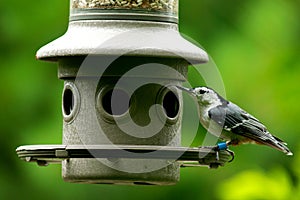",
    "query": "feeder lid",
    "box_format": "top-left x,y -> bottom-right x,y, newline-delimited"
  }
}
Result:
36,20 -> 208,64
